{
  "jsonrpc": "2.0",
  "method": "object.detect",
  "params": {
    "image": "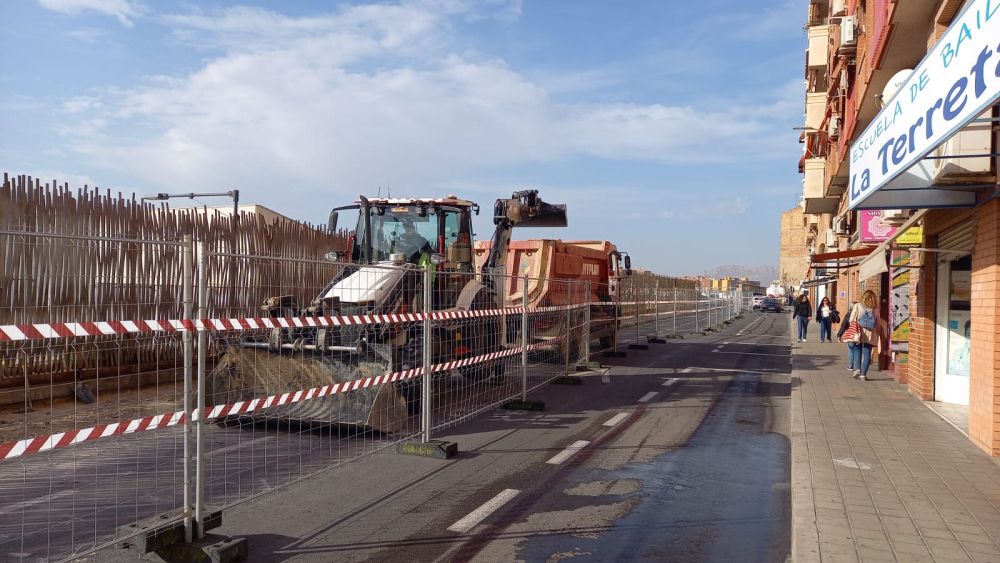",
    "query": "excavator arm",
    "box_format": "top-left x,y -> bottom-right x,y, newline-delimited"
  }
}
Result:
482,189 -> 568,279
